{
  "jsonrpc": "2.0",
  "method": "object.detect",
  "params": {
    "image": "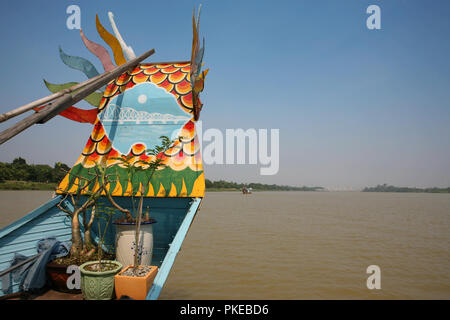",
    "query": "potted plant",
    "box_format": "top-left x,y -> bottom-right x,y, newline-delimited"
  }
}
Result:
114,264 -> 159,300
47,163 -> 125,295
110,154 -> 157,268
113,136 -> 174,300
47,164 -> 110,293
79,203 -> 122,300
